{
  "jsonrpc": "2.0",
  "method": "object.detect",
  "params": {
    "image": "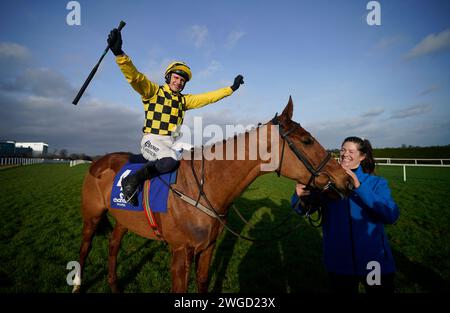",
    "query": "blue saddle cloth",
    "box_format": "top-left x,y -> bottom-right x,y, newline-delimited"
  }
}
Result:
110,162 -> 177,212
